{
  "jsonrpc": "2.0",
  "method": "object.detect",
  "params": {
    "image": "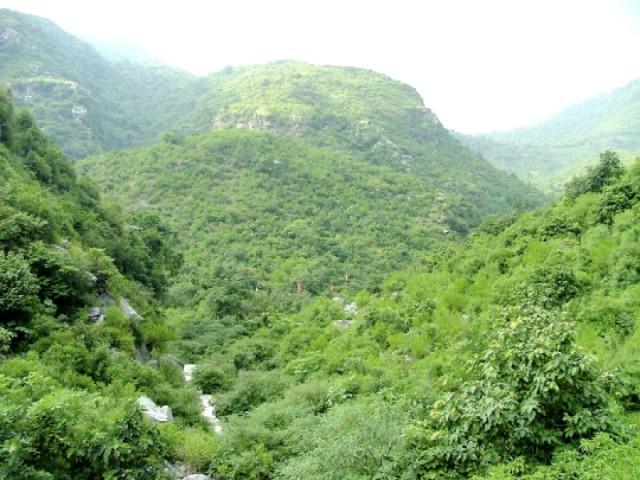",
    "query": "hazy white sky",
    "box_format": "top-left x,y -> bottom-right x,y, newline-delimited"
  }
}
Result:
2,0 -> 640,133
